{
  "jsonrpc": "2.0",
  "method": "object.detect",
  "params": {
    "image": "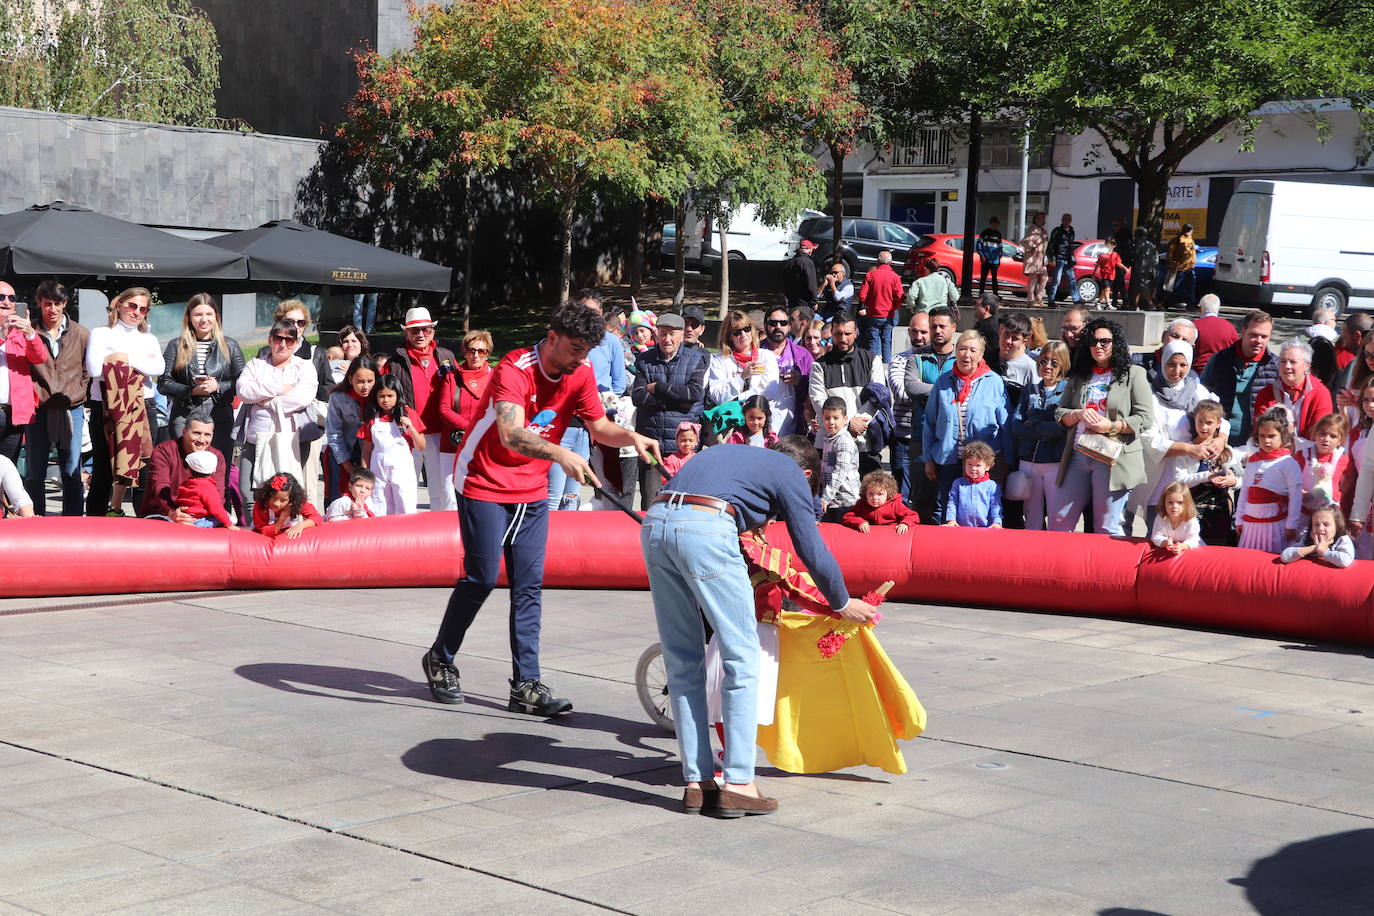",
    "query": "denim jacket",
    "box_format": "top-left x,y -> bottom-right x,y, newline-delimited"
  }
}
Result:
1011,379 -> 1068,464
920,370 -> 1009,465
